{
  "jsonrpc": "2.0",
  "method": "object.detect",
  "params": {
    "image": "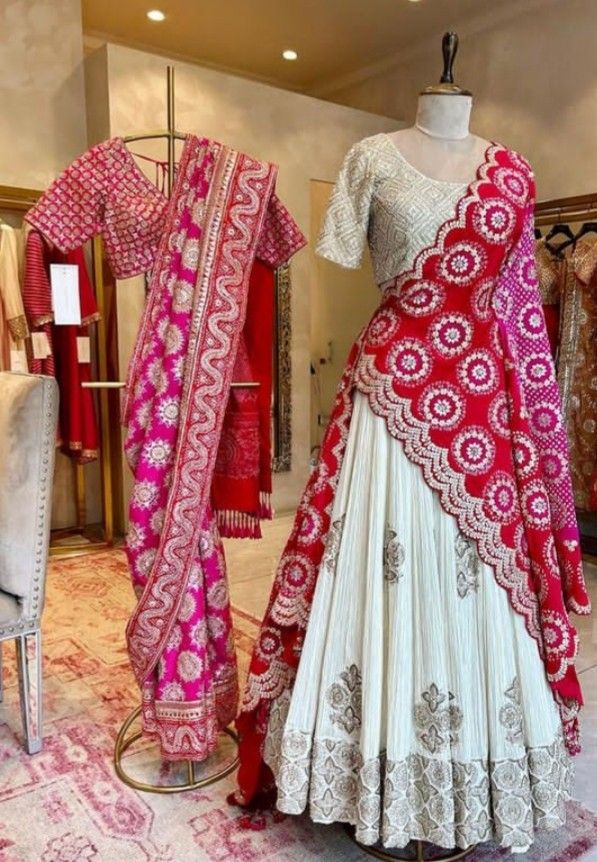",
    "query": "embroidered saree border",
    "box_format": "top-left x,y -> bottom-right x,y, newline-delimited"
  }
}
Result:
125,139 -> 277,687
